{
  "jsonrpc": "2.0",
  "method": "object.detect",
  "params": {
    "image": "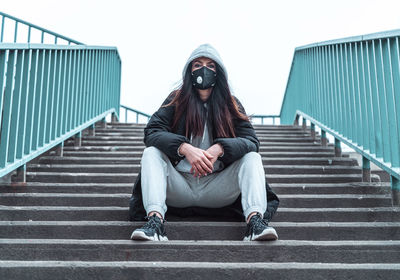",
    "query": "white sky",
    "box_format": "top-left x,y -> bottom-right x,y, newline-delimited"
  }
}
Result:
2,0 -> 400,117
